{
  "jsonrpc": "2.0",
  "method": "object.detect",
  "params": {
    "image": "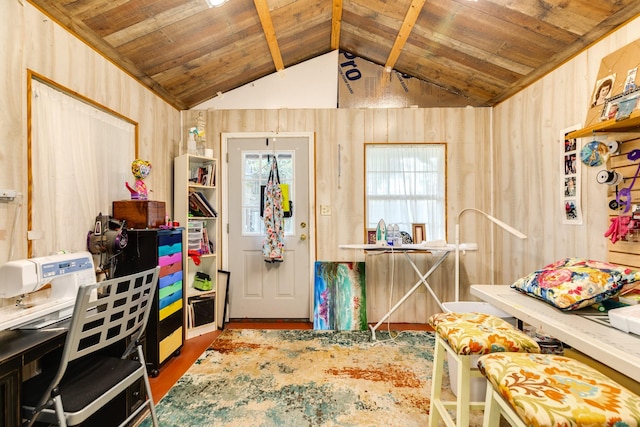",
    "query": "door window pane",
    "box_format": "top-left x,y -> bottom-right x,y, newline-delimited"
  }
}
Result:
241,151 -> 294,235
